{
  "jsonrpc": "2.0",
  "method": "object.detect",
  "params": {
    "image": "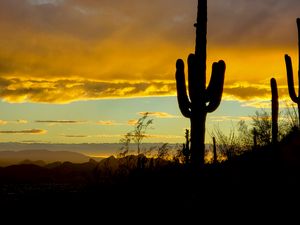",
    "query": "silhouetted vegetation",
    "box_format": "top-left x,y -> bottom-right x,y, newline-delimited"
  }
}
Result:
119,112 -> 153,156
175,0 -> 225,167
